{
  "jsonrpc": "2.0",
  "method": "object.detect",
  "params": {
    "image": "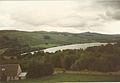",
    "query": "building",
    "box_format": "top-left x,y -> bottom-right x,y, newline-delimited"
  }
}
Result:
0,64 -> 27,81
